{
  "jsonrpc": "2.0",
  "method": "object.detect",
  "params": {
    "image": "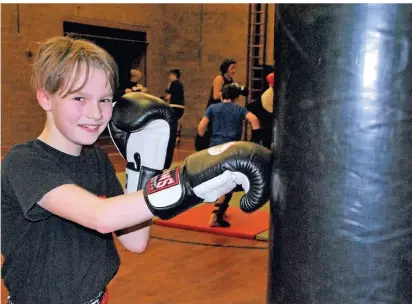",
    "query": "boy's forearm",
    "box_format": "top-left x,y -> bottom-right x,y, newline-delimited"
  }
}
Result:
197,117 -> 209,136
39,184 -> 152,234
96,190 -> 154,234
116,220 -> 152,253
